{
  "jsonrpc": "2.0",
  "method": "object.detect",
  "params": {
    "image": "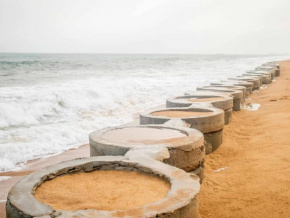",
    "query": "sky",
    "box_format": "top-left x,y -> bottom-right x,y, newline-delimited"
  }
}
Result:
0,0 -> 289,54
